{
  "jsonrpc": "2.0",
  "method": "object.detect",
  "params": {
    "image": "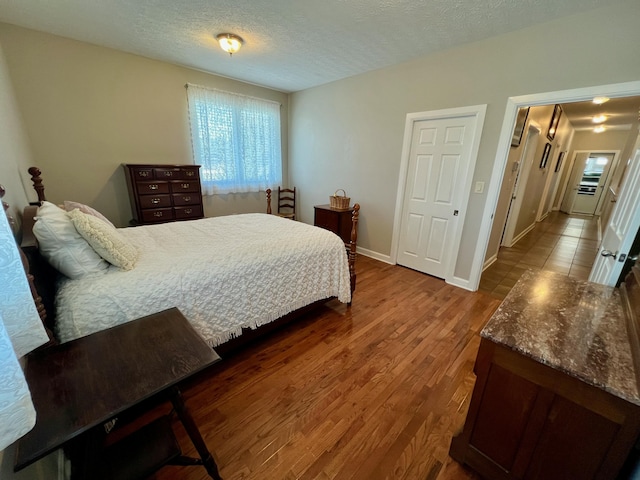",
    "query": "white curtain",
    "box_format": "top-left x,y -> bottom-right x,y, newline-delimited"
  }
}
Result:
187,84 -> 282,195
0,208 -> 49,450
